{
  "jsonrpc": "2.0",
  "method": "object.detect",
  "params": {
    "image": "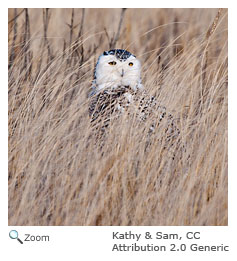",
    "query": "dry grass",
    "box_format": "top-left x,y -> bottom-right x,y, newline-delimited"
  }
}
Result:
8,8 -> 228,226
